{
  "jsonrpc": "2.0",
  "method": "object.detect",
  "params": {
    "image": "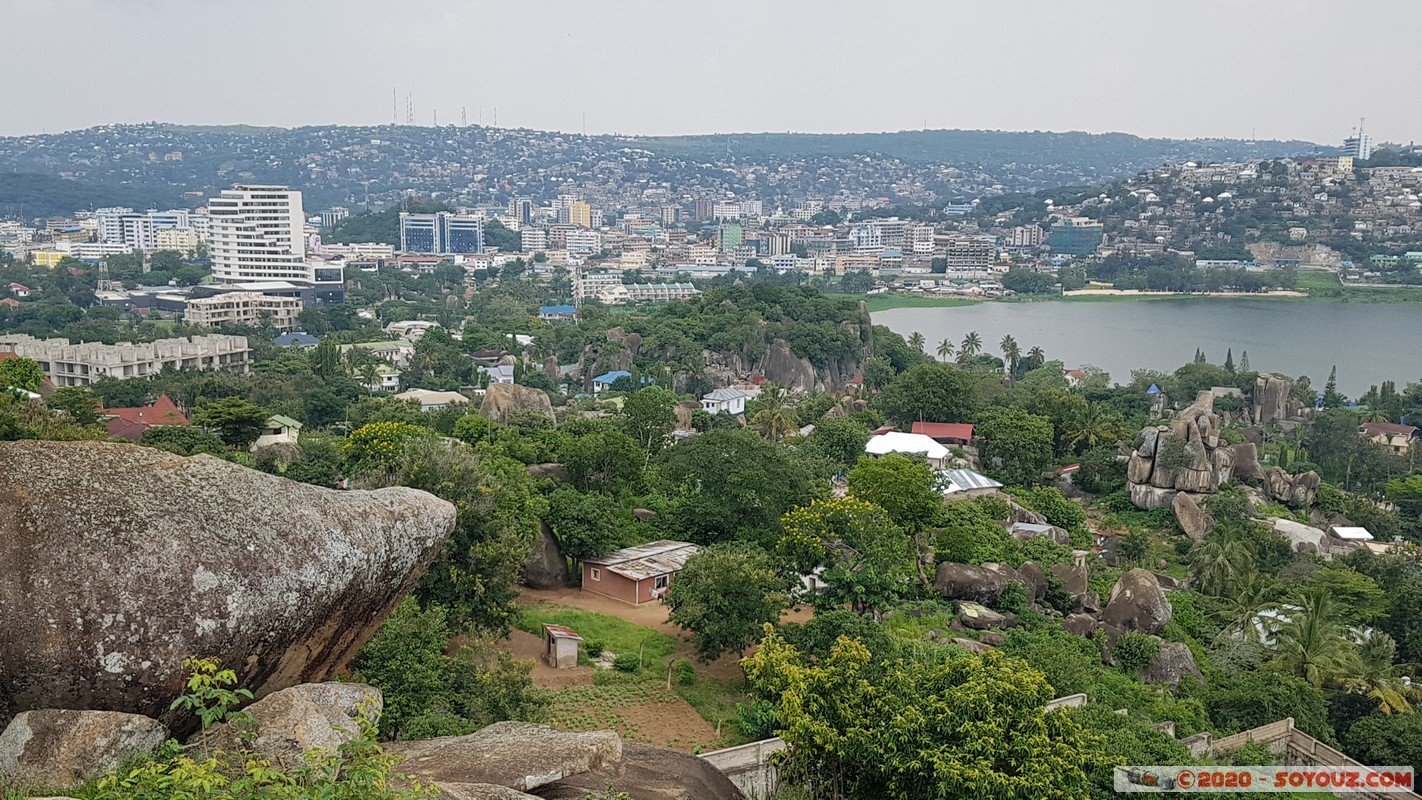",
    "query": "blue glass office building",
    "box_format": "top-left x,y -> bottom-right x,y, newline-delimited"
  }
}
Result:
400,212 -> 485,255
